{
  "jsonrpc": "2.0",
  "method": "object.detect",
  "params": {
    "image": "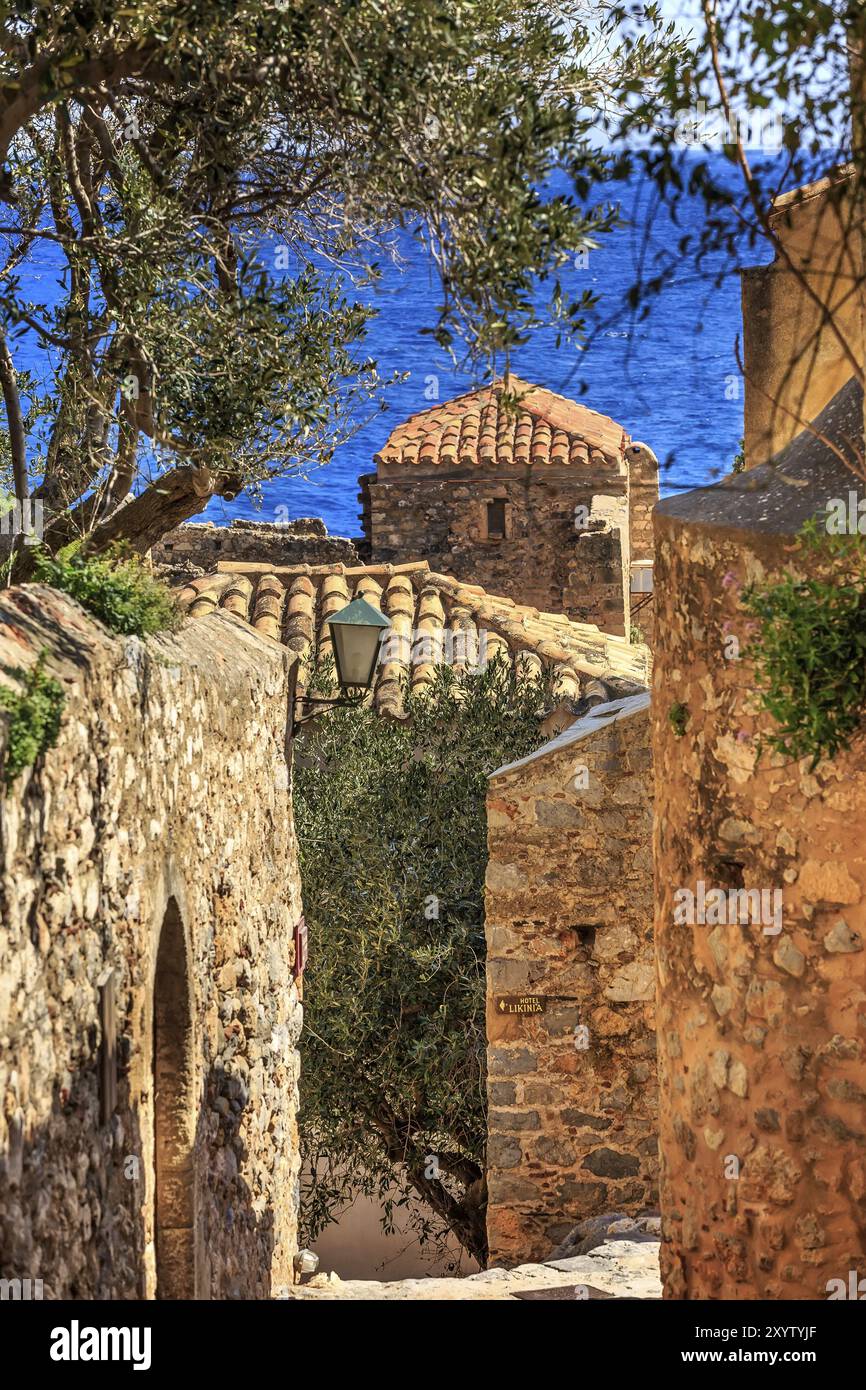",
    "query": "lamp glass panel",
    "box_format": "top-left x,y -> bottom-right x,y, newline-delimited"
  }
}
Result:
332,623 -> 381,687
